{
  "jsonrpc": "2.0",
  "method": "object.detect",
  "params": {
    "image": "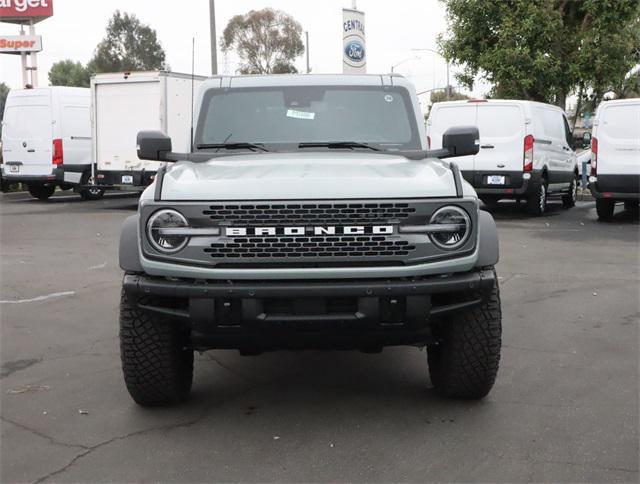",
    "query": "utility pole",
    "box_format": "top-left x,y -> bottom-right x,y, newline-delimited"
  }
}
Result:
209,0 -> 218,75
305,31 -> 310,74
